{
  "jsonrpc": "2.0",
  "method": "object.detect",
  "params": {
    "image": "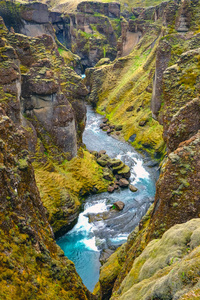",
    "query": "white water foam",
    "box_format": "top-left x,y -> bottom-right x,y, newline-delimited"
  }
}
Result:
133,159 -> 149,183
69,200 -> 108,250
82,236 -> 98,251
84,200 -> 108,213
